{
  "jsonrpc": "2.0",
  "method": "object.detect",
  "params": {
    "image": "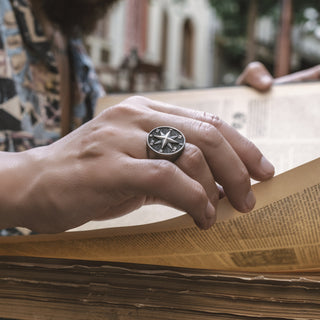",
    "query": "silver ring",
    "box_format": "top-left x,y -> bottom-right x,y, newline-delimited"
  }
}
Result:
146,126 -> 186,162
